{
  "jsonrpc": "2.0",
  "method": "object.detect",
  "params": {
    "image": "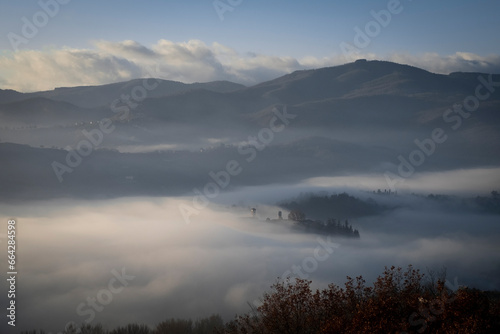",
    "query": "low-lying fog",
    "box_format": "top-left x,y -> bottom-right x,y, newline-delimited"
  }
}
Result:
1,185 -> 499,332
